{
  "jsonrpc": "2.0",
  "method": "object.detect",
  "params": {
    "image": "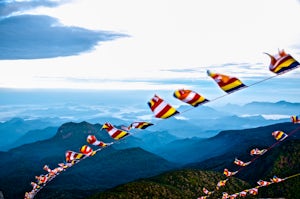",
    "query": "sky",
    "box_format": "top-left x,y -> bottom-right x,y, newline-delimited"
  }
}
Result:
1,0 -> 300,104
